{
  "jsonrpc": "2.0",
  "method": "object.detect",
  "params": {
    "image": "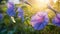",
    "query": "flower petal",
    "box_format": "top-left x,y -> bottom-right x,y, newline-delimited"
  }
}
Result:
17,7 -> 24,22
0,13 -> 3,20
7,2 -> 16,16
31,11 -> 49,30
52,13 -> 60,27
